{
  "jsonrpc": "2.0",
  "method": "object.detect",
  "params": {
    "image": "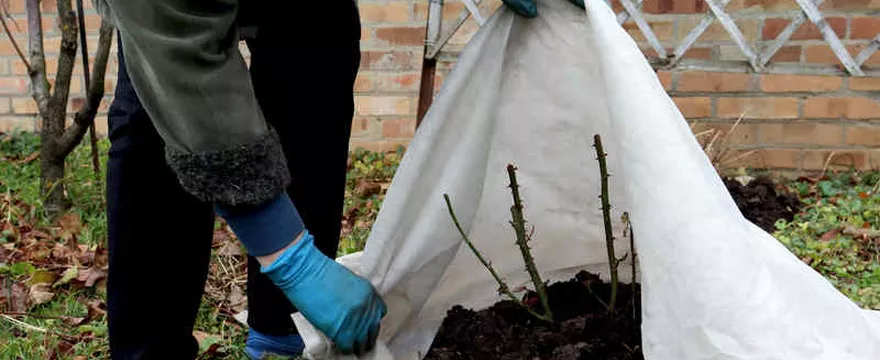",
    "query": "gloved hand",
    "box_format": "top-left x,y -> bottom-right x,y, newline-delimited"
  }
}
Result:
504,0 -> 587,18
503,0 -> 538,18
261,231 -> 387,355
